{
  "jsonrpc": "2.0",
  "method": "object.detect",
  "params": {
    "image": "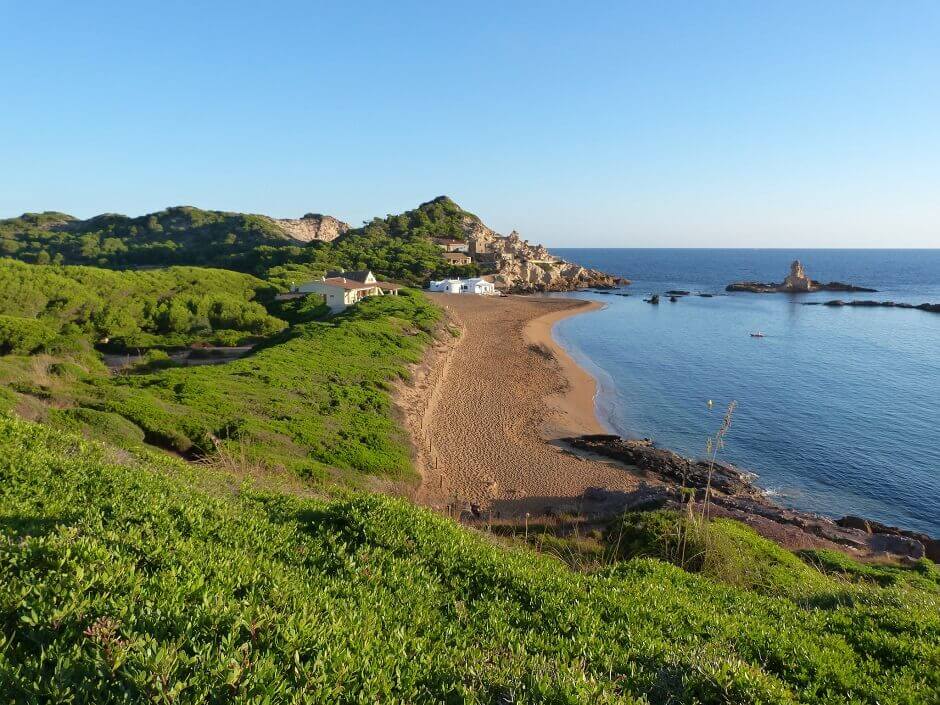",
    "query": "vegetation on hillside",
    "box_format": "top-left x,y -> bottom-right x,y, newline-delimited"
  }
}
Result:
0,287 -> 438,482
0,259 -> 283,350
1,415 -> 937,703
0,197 -> 484,286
